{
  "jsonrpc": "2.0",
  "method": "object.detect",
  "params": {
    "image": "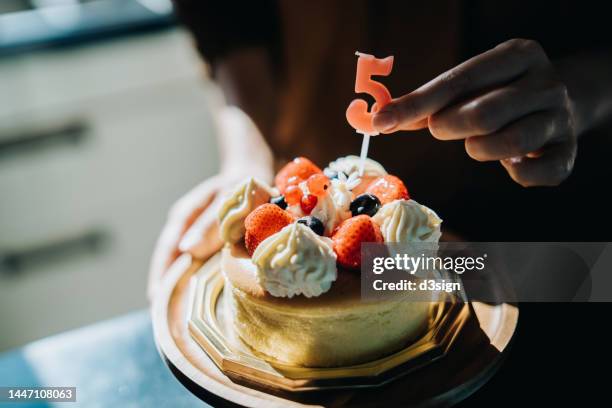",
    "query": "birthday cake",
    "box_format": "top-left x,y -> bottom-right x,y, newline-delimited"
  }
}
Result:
217,155 -> 443,367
